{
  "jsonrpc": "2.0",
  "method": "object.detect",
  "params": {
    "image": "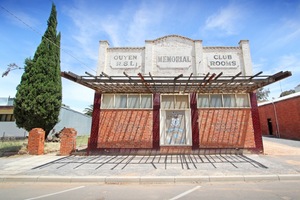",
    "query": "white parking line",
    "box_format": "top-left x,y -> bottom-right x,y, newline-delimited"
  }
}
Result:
24,186 -> 85,200
169,185 -> 201,200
